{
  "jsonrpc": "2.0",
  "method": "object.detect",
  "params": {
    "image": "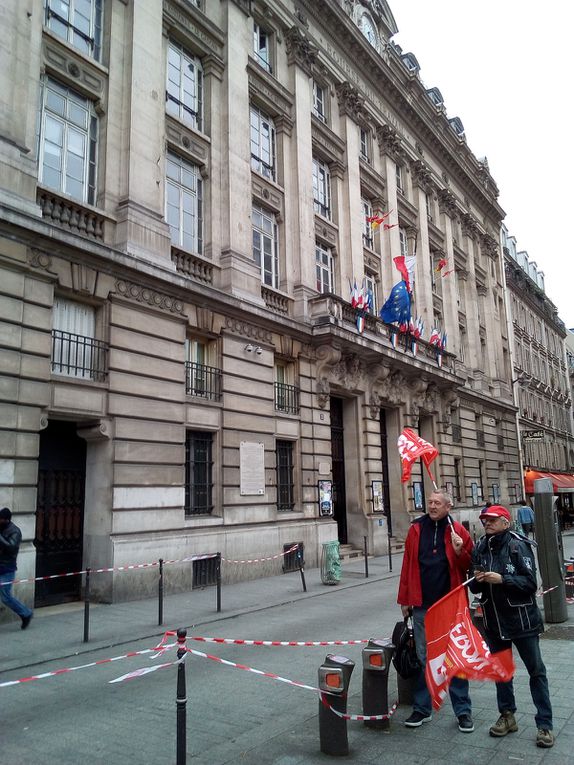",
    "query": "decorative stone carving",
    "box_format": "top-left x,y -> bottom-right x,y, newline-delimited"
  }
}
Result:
331,353 -> 365,391
224,317 -> 273,344
77,419 -> 112,442
437,188 -> 458,218
460,212 -> 479,240
410,159 -> 432,190
480,233 -> 499,258
27,248 -> 54,272
376,124 -> 404,162
421,383 -> 440,414
335,81 -> 366,122
115,279 -> 185,315
315,344 -> 342,409
71,262 -> 98,295
285,26 -> 317,74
